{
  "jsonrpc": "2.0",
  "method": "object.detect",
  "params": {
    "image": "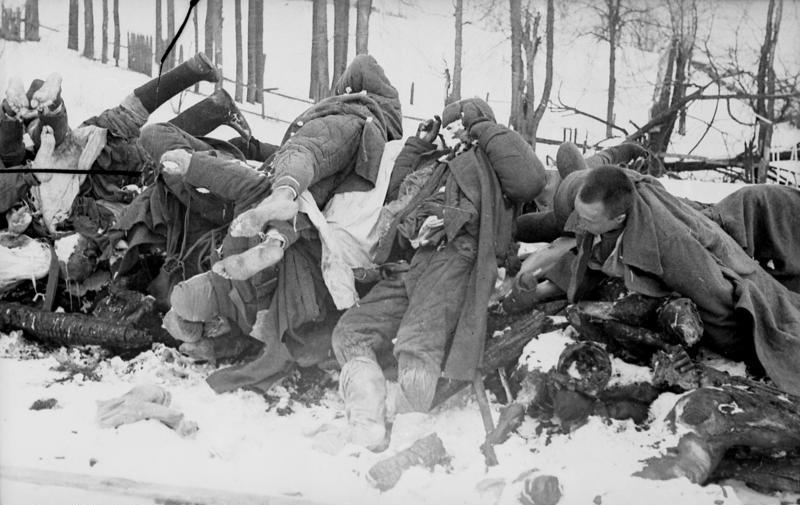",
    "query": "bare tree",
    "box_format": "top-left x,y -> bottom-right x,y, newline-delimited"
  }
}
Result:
356,0 -> 372,54
101,0 -> 108,62
754,0 -> 783,182
24,0 -> 39,41
192,5 -> 198,91
204,0 -> 223,90
166,0 -> 175,70
332,0 -> 350,89
235,0 -> 243,101
309,0 -> 330,101
509,0 -> 523,129
68,0 -> 78,50
446,0 -> 464,105
527,0 -> 553,147
255,0 -> 264,103
644,0 -> 697,155
509,0 -> 554,145
247,0 -> 257,102
83,0 -> 94,59
581,0 -> 648,138
113,0 -> 119,65
155,0 -> 162,64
